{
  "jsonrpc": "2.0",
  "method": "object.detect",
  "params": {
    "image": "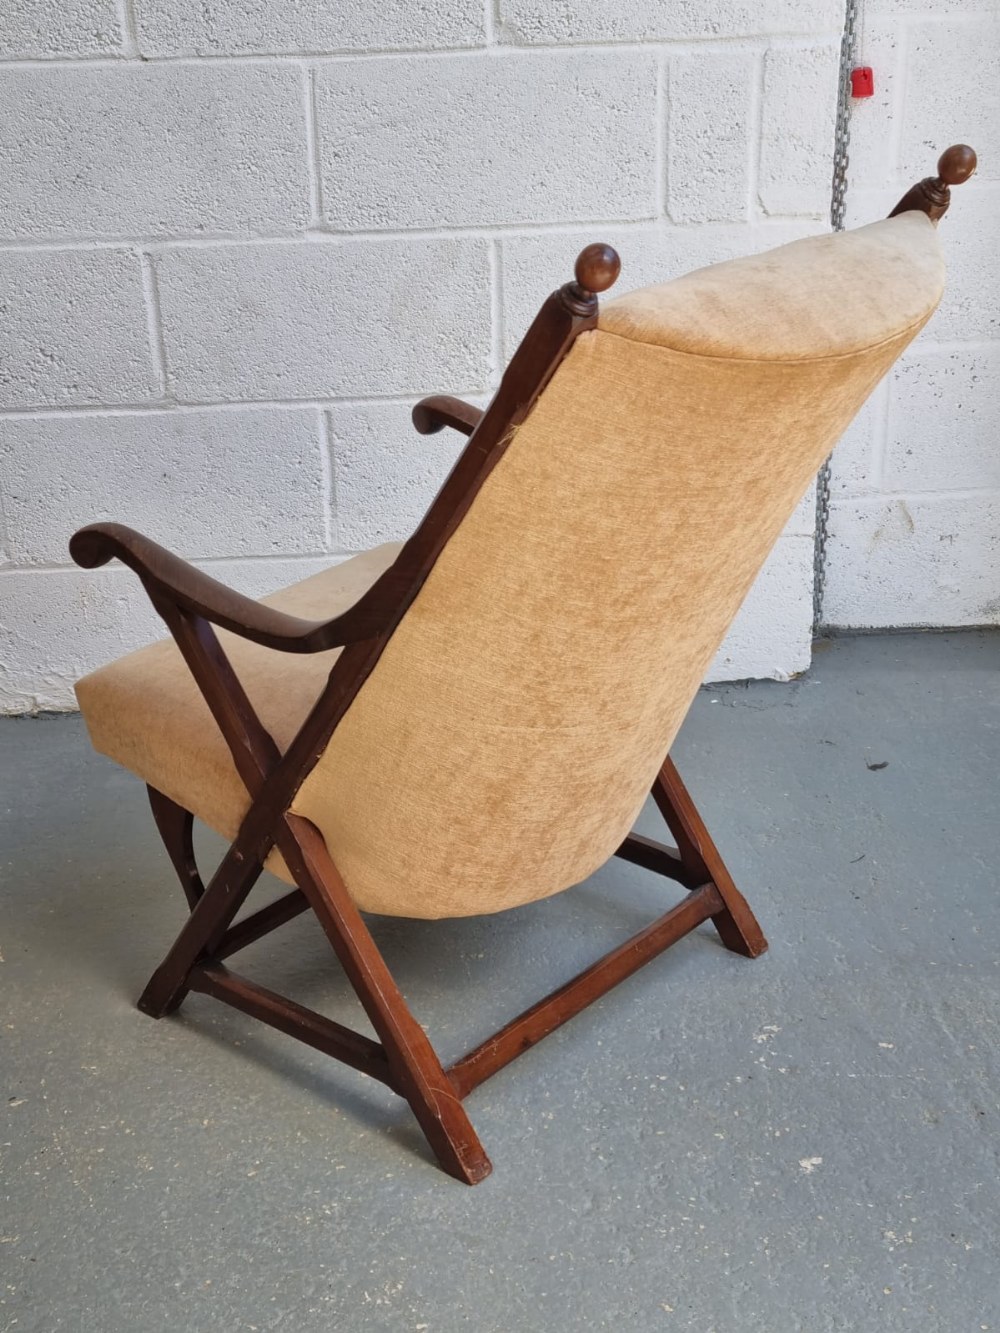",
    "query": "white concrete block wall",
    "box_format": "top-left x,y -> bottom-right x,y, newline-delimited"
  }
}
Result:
1,2 -> 122,60
0,250 -> 156,406
154,240 -> 492,399
0,2 -> 845,713
0,66 -> 312,239
822,4 -> 1000,630
1,409 -> 329,561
